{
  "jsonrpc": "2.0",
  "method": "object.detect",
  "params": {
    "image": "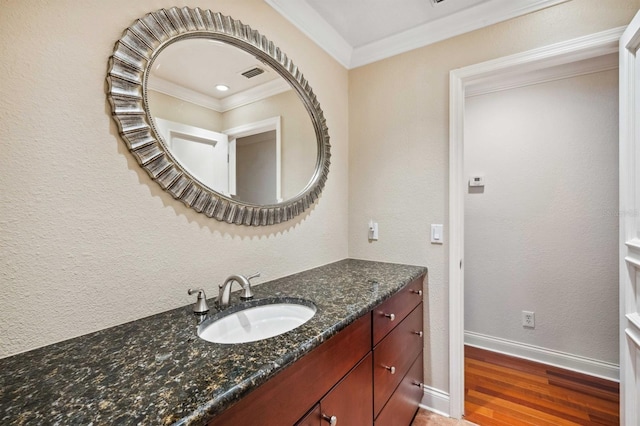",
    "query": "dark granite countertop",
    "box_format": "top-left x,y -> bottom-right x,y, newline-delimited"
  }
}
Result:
0,259 -> 427,425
